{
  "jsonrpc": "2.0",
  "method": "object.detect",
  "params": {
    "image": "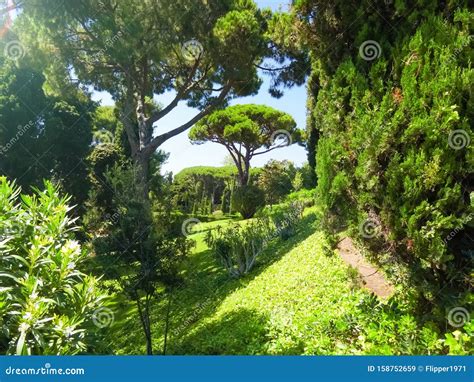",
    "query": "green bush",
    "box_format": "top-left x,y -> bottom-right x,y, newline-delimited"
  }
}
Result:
206,203 -> 305,276
232,185 -> 265,219
0,178 -> 109,355
263,202 -> 304,240
285,189 -> 317,208
212,210 -> 225,219
307,7 -> 473,306
205,219 -> 272,277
